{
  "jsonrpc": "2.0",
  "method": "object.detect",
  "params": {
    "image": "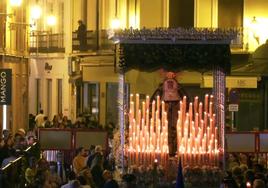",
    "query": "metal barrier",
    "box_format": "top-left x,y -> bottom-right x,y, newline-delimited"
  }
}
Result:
38,128 -> 108,165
